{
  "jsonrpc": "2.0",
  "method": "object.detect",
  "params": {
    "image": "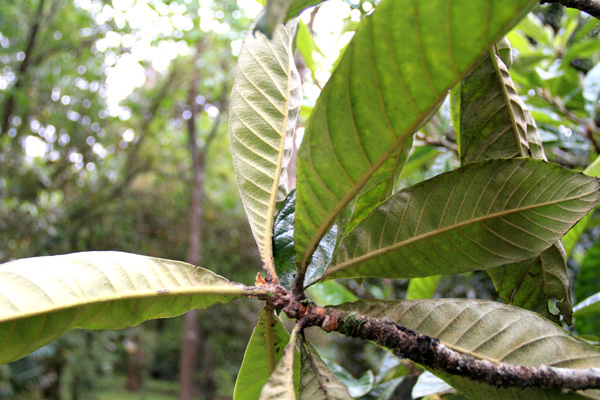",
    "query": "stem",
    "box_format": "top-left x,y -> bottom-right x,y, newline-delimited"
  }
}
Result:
265,308 -> 276,373
540,0 -> 600,19
259,285 -> 600,391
